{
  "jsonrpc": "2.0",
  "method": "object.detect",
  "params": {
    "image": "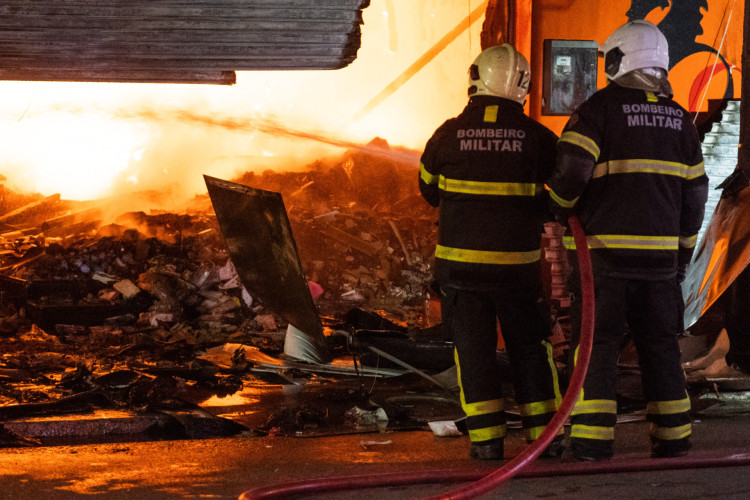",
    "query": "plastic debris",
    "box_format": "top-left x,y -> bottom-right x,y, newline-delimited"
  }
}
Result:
428,420 -> 462,437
